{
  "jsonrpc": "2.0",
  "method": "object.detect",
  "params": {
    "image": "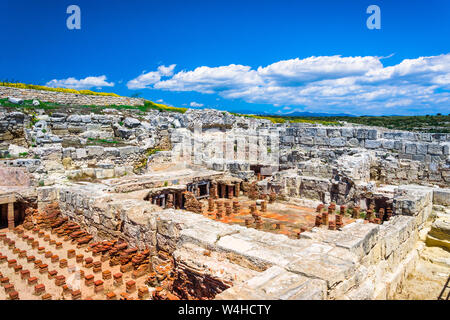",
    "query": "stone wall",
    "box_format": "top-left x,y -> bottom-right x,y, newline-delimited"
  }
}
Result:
0,111 -> 27,149
0,86 -> 145,106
